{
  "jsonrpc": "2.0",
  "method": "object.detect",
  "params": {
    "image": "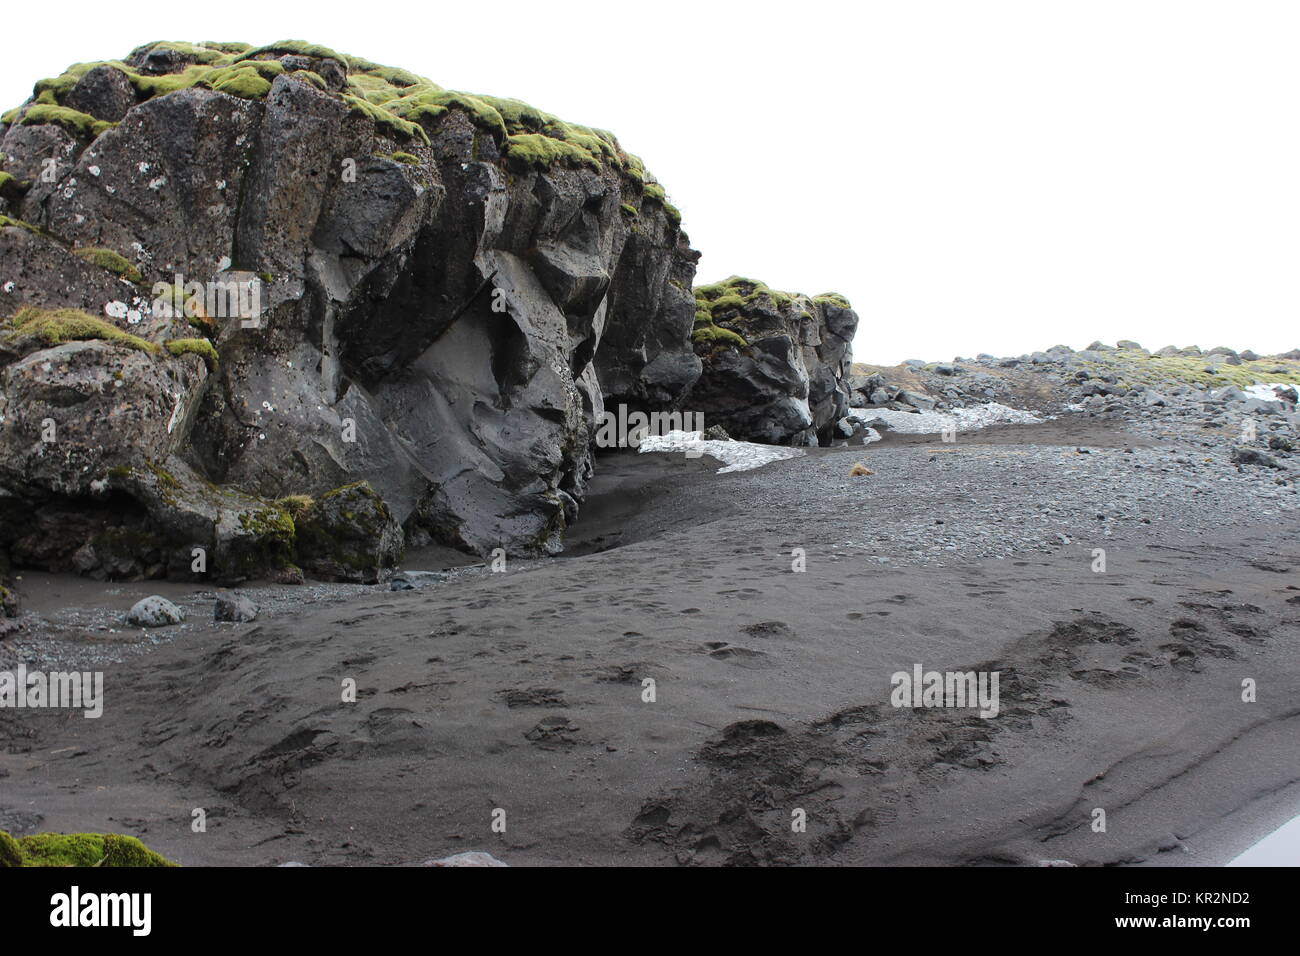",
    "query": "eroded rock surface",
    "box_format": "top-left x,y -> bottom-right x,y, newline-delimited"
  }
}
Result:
0,39 -> 775,591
